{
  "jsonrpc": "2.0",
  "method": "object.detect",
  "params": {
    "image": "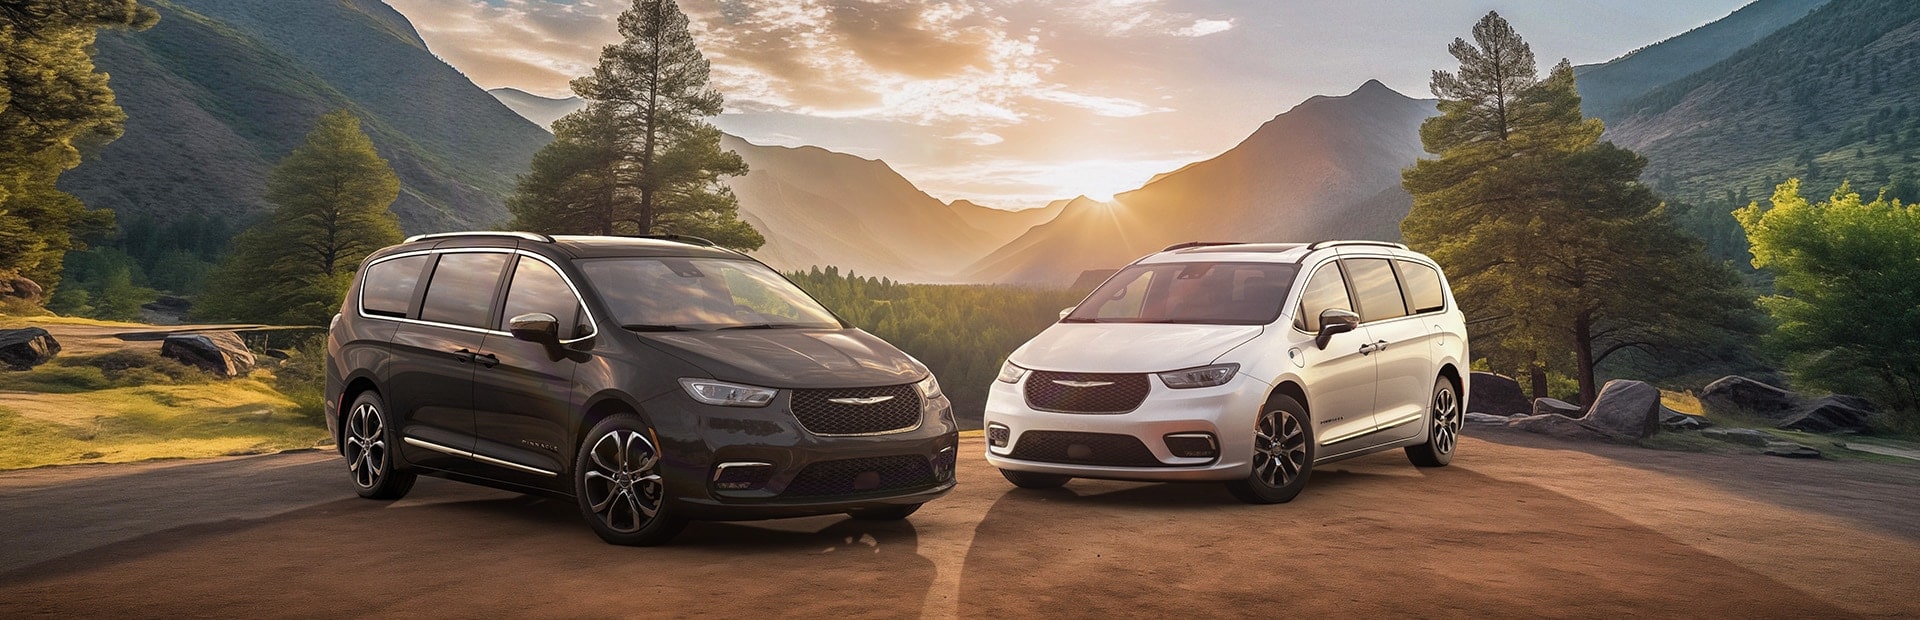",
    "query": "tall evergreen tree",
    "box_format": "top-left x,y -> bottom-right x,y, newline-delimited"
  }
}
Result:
0,0 -> 157,300
509,0 -> 762,250
1403,12 -> 1759,404
198,111 -> 402,325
